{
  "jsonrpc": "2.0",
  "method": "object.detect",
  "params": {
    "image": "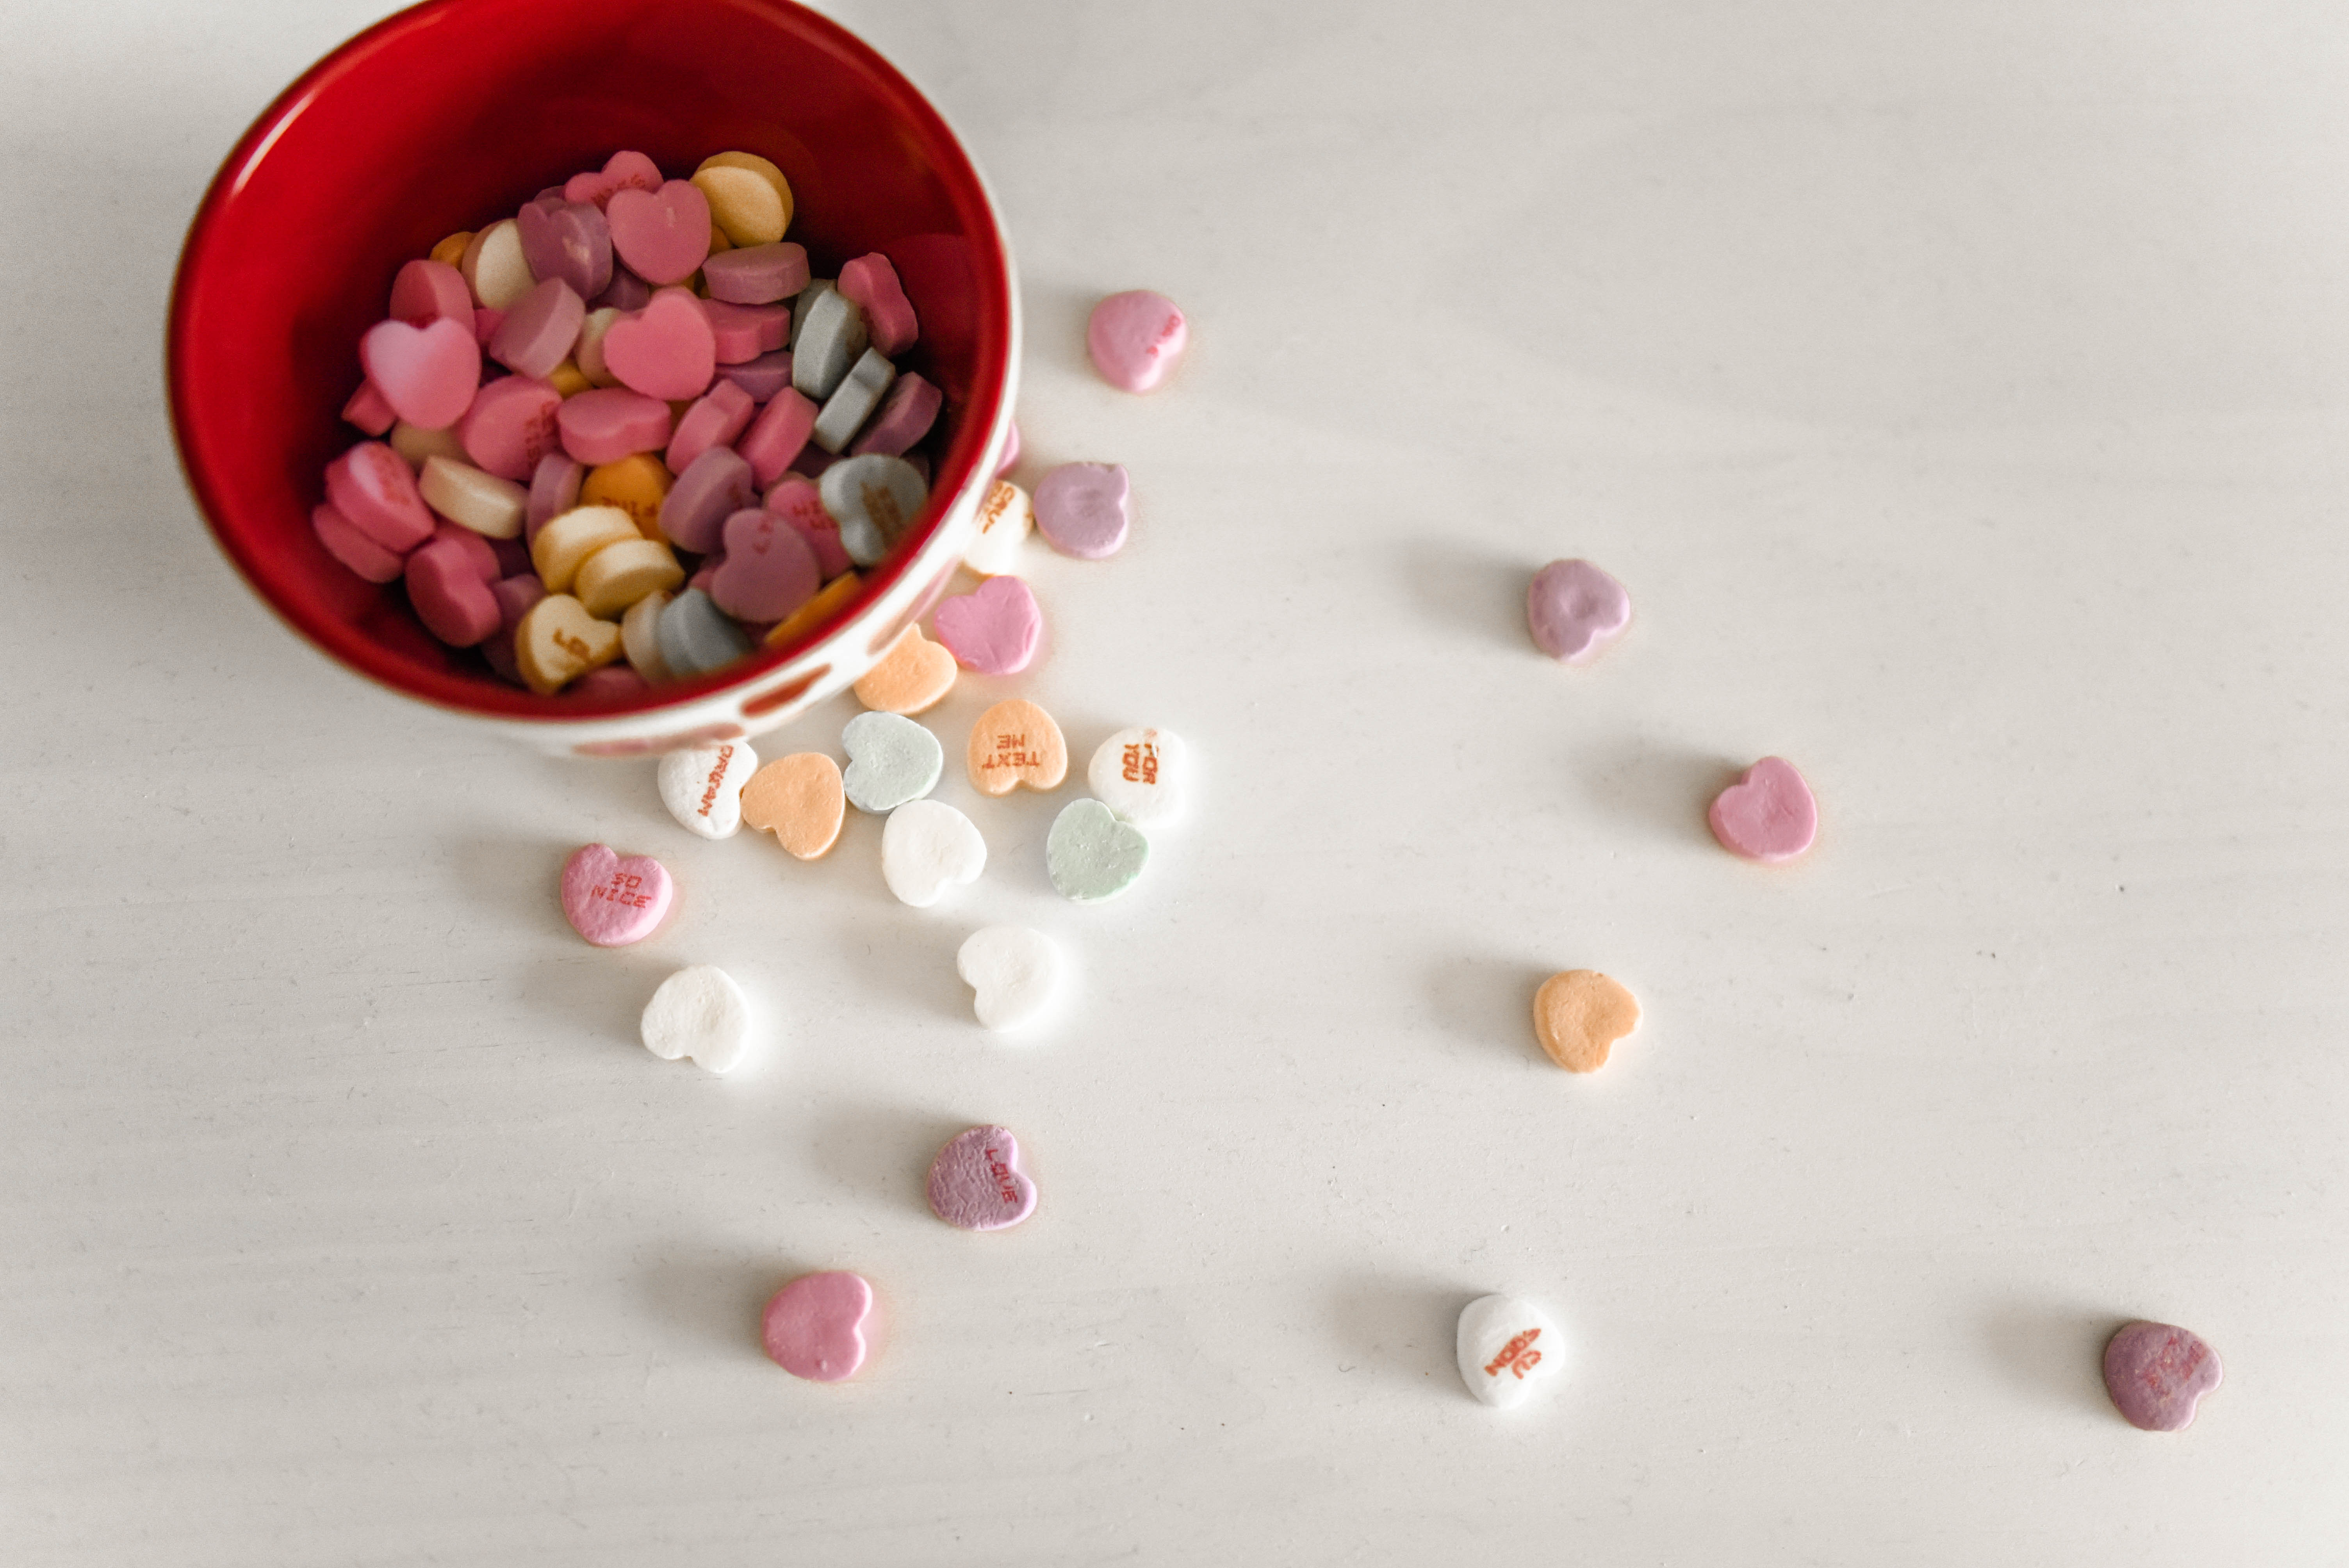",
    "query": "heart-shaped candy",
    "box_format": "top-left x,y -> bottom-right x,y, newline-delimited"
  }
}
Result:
957,926 -> 1060,1031
516,593 -> 623,693
1086,289 -> 1186,392
967,699 -> 1067,796
853,625 -> 956,714
1046,798 -> 1148,903
458,375 -> 564,481
740,752 -> 846,859
359,316 -> 480,431
1527,559 -> 1631,665
324,440 -> 435,552
692,151 -> 794,246
927,1125 -> 1038,1231
820,453 -> 927,567
602,287 -> 718,402
607,178 -> 712,286
563,149 -> 664,209
841,711 -> 943,814
762,1270 -> 872,1382
1456,1294 -> 1565,1410
703,241 -> 811,305
709,509 -> 819,623
837,253 -> 919,356
791,286 -> 870,401
880,798 -> 986,907
387,258 -> 473,326
488,277 -> 587,381
1032,463 -> 1130,559
639,964 -> 752,1074
559,843 -> 672,946
1087,727 -> 1187,829
932,576 -> 1042,675
848,372 -> 941,458
1708,757 -> 1818,864
2103,1322 -> 2224,1432
515,196 -> 613,303
403,537 -> 501,647
1532,970 -> 1640,1073
657,739 -> 758,839
963,481 -> 1033,576
655,587 -> 752,678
